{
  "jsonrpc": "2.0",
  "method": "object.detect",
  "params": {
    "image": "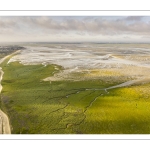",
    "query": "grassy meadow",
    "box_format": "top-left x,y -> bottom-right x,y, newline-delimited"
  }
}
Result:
1,57 -> 150,134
